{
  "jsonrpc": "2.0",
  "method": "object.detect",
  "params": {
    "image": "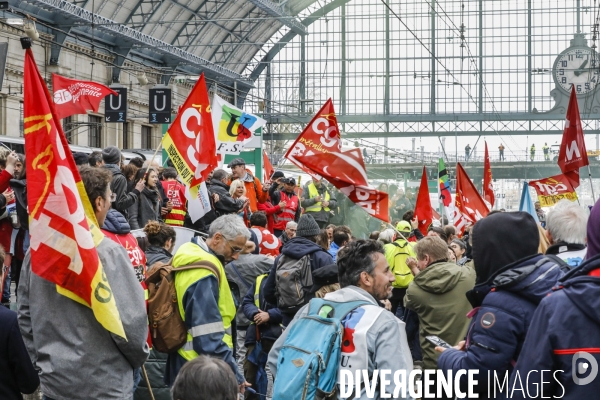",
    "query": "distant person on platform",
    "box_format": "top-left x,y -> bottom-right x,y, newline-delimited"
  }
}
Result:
530,143 -> 536,162
302,178 -> 337,229
498,143 -> 505,161
543,142 -> 550,161
465,144 -> 471,162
